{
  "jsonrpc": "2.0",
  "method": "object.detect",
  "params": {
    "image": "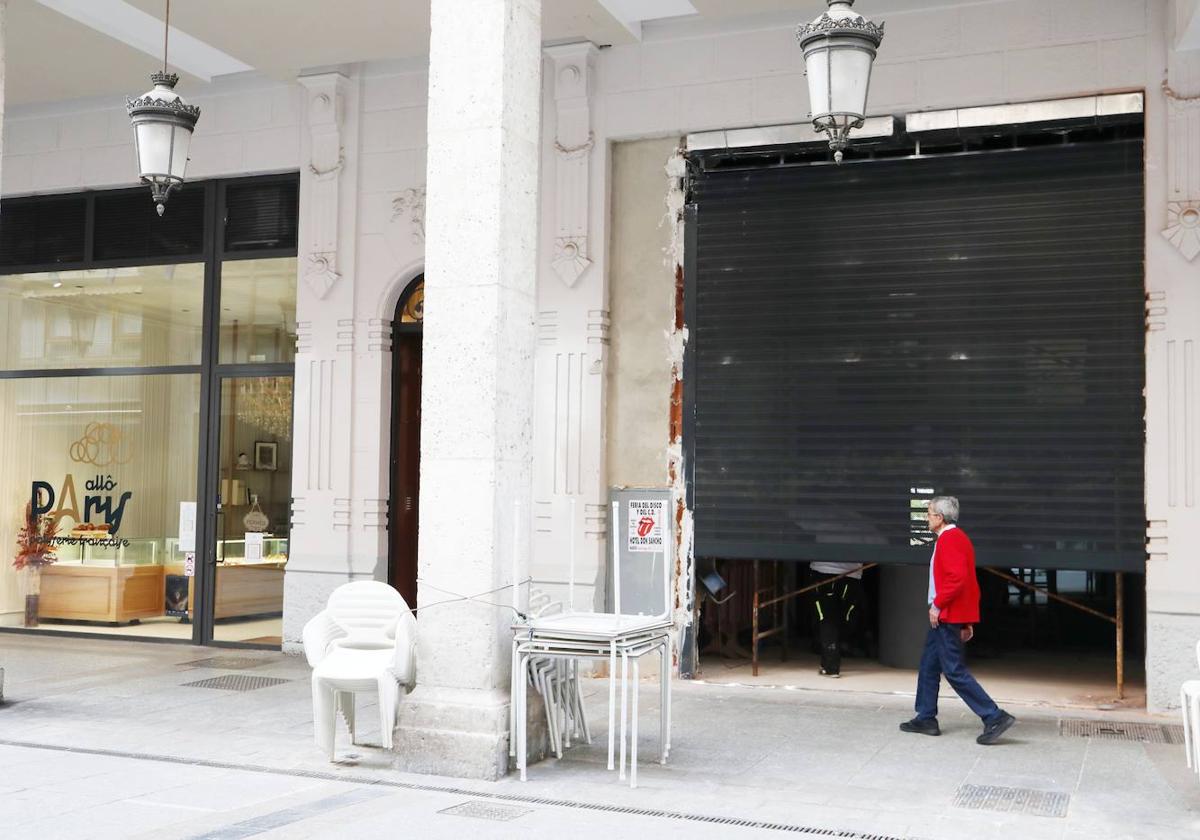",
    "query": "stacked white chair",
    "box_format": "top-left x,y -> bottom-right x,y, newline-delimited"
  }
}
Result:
510,497 -> 673,788
1182,639 -> 1200,777
524,587 -> 591,758
303,581 -> 417,761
